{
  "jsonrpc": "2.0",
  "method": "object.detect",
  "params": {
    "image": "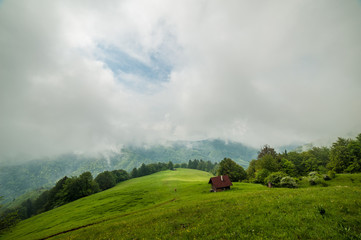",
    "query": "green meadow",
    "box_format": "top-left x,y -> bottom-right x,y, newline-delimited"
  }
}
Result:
2,169 -> 361,240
